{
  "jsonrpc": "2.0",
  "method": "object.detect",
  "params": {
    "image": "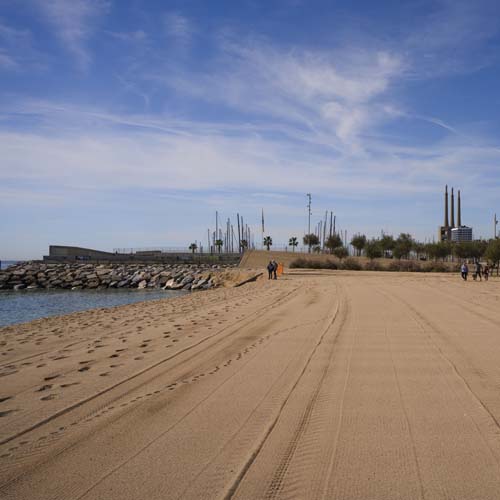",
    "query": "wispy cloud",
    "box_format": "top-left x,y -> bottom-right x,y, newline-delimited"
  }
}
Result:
149,39 -> 403,153
404,0 -> 500,77
0,20 -> 41,71
0,50 -> 17,69
105,30 -> 147,43
163,12 -> 194,46
35,0 -> 109,71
